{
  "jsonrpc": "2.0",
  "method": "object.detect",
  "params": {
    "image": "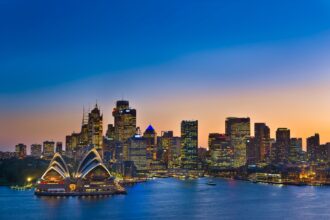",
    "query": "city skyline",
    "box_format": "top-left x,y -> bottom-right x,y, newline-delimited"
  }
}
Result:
2,98 -> 330,153
1,1 -> 330,150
